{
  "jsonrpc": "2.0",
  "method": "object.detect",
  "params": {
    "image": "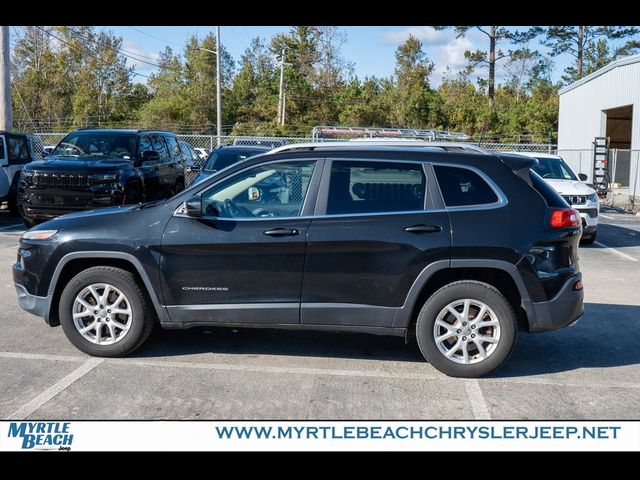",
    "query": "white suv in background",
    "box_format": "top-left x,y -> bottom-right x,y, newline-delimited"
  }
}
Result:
506,152 -> 599,244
